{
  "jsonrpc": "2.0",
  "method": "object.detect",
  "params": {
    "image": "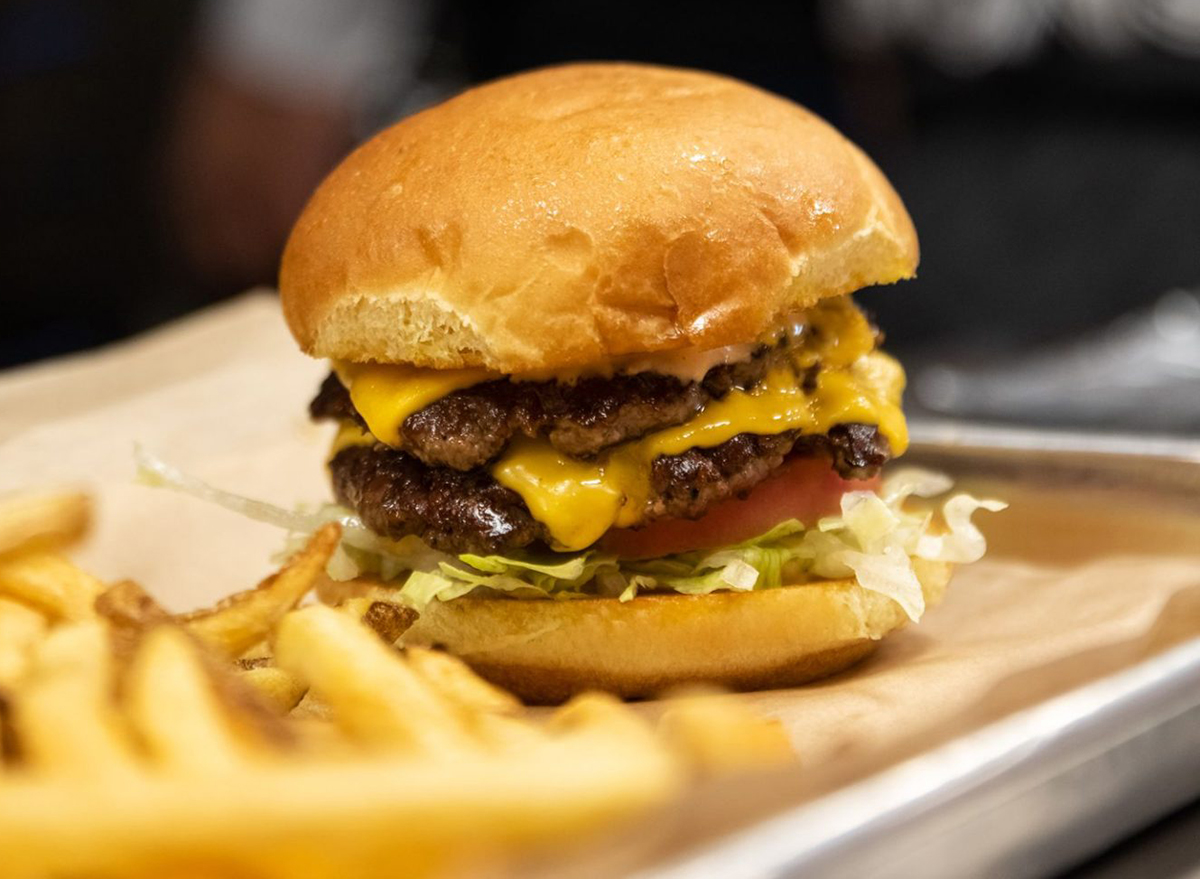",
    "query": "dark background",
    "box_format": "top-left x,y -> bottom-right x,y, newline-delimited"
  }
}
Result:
2,0 -> 1198,371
